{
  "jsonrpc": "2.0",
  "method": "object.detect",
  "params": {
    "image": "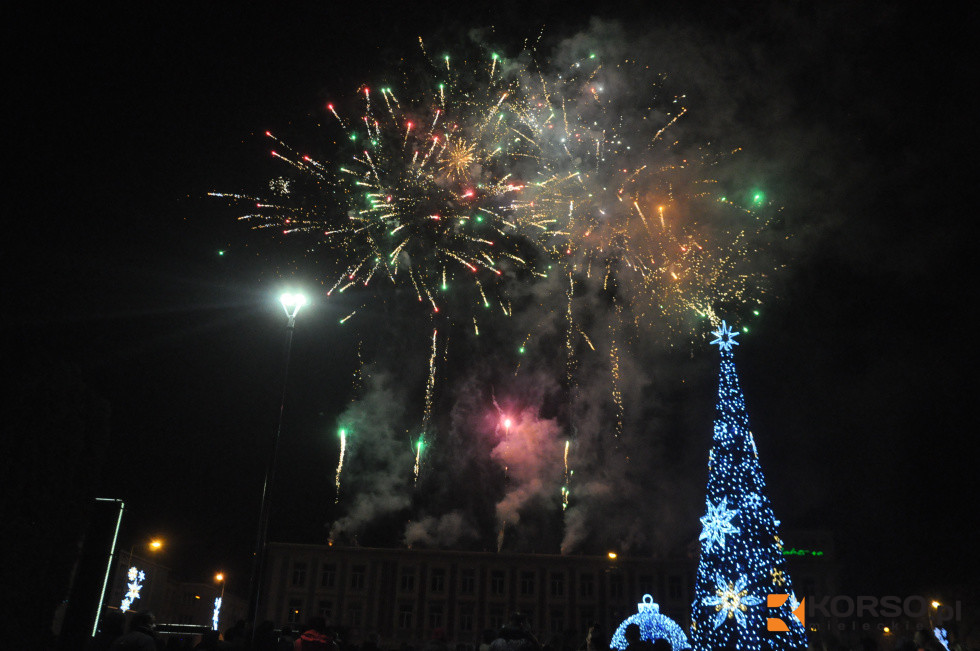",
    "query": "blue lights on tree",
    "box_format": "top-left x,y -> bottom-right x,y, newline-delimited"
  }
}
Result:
611,595 -> 691,651
690,321 -> 806,651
